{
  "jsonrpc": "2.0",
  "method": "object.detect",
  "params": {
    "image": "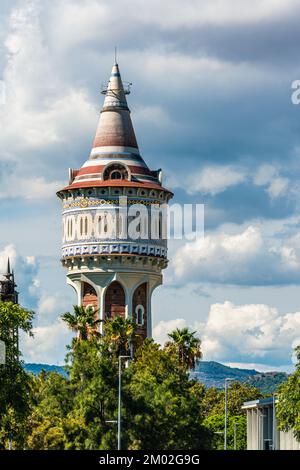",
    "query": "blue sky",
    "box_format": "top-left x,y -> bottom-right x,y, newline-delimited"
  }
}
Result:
1,0 -> 300,371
